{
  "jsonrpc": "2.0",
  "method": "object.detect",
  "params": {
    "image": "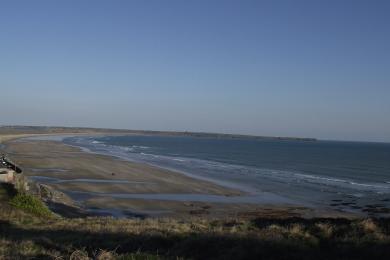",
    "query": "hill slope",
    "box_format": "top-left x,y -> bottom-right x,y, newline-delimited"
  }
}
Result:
1,183 -> 390,259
